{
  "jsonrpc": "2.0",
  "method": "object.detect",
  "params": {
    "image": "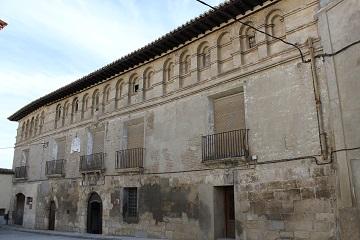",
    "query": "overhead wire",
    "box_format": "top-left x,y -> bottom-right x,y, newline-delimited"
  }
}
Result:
0,146 -> 14,150
315,39 -> 360,59
194,0 -> 309,63
0,142 -> 48,150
